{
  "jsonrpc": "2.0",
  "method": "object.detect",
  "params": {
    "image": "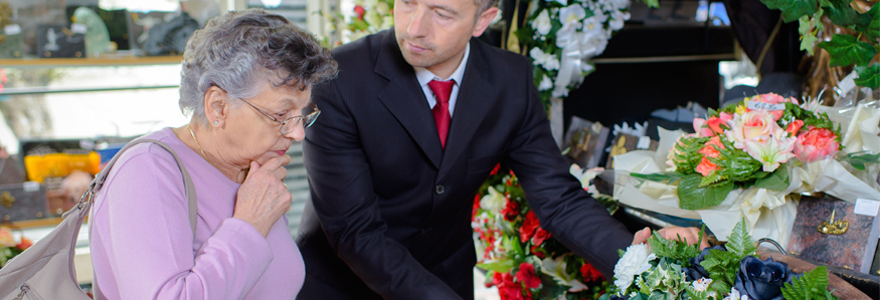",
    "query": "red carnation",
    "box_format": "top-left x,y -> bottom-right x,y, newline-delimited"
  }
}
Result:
515,263 -> 541,290
531,228 -> 551,246
501,197 -> 519,221
472,194 -> 481,219
520,211 -> 539,242
580,262 -> 603,282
